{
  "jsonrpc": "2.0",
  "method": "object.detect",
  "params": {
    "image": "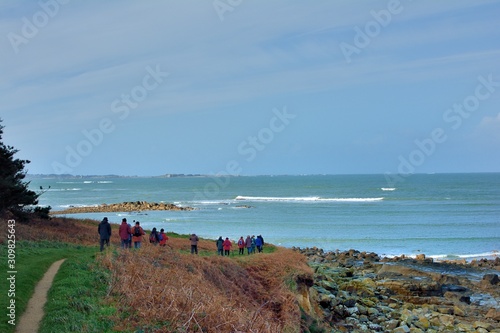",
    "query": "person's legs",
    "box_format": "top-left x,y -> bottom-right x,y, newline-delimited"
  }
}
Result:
99,238 -> 105,252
